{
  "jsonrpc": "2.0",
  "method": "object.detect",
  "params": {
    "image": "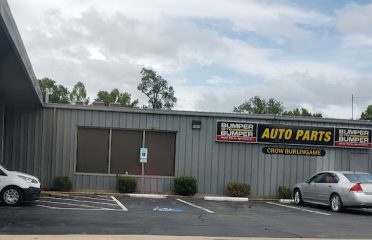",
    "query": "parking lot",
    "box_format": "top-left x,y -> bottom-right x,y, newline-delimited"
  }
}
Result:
1,195 -> 372,238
